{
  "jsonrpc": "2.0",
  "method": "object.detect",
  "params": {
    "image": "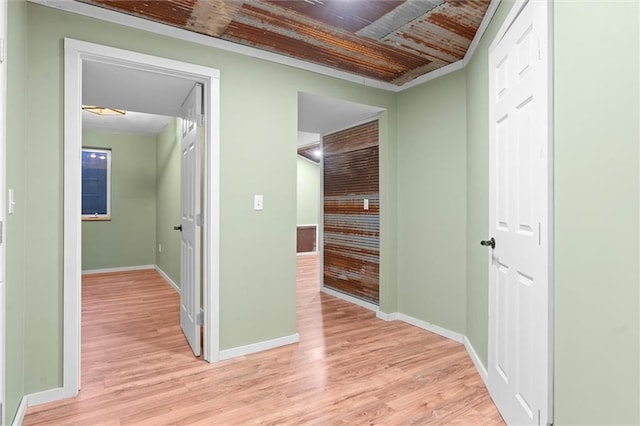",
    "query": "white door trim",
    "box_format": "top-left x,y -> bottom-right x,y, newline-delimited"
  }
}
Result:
63,38 -> 221,398
487,0 -> 554,424
0,0 -> 7,422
